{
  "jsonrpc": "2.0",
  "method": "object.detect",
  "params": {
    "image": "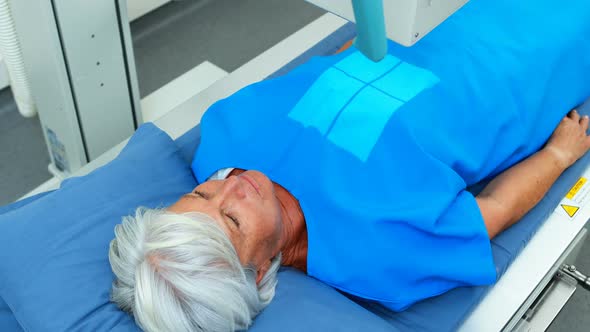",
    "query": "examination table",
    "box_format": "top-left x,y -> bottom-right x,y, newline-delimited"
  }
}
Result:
1,99 -> 589,331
